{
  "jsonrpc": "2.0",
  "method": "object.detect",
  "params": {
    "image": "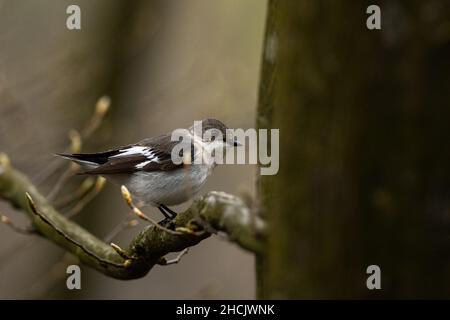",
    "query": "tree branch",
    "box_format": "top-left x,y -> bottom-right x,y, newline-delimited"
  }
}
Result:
0,154 -> 265,280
